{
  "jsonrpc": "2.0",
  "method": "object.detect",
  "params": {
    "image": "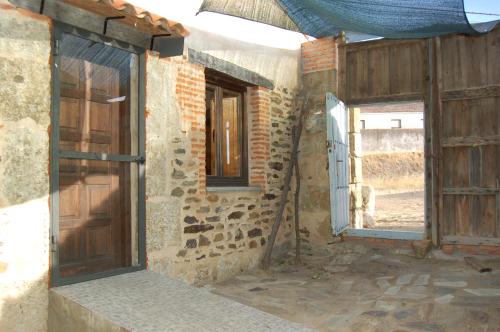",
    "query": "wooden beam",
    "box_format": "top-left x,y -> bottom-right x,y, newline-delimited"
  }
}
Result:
443,187 -> 500,195
10,0 -> 151,50
189,49 -> 274,90
442,135 -> 500,147
337,35 -> 347,102
423,38 -> 433,241
431,37 -> 443,247
342,39 -> 423,53
442,85 -> 500,101
346,92 -> 423,106
442,236 -> 500,246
